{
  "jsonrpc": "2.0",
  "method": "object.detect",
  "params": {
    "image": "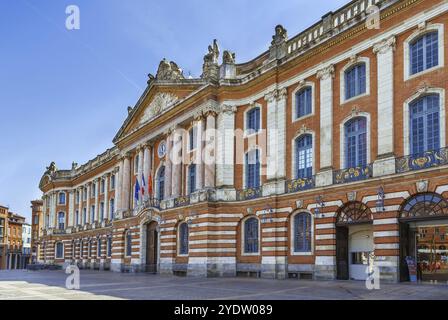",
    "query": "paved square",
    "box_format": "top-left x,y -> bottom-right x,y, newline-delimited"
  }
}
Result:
0,270 -> 447,300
